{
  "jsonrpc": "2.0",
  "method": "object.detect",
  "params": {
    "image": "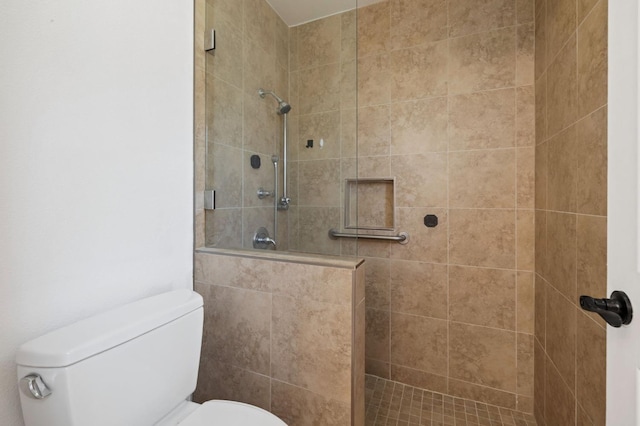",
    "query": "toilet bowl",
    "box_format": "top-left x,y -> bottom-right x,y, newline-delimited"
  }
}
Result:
16,290 -> 287,426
